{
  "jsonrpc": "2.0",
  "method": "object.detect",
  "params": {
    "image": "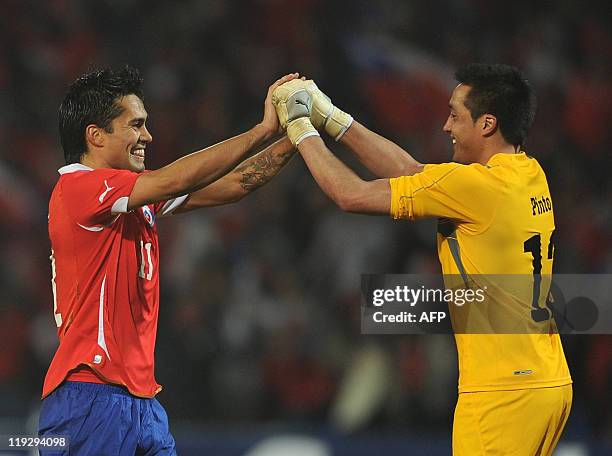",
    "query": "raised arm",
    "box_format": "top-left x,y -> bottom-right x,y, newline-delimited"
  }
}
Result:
174,135 -> 295,211
127,73 -> 299,211
297,135 -> 391,215
302,80 -> 423,178
339,121 -> 423,178
268,79 -> 407,215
